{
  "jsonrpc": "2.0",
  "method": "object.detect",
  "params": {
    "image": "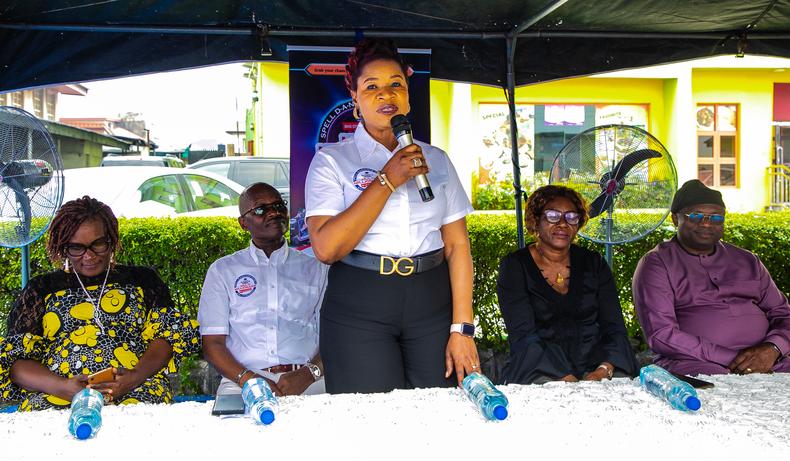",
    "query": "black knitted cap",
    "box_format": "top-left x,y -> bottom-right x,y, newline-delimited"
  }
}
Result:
671,179 -> 725,213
